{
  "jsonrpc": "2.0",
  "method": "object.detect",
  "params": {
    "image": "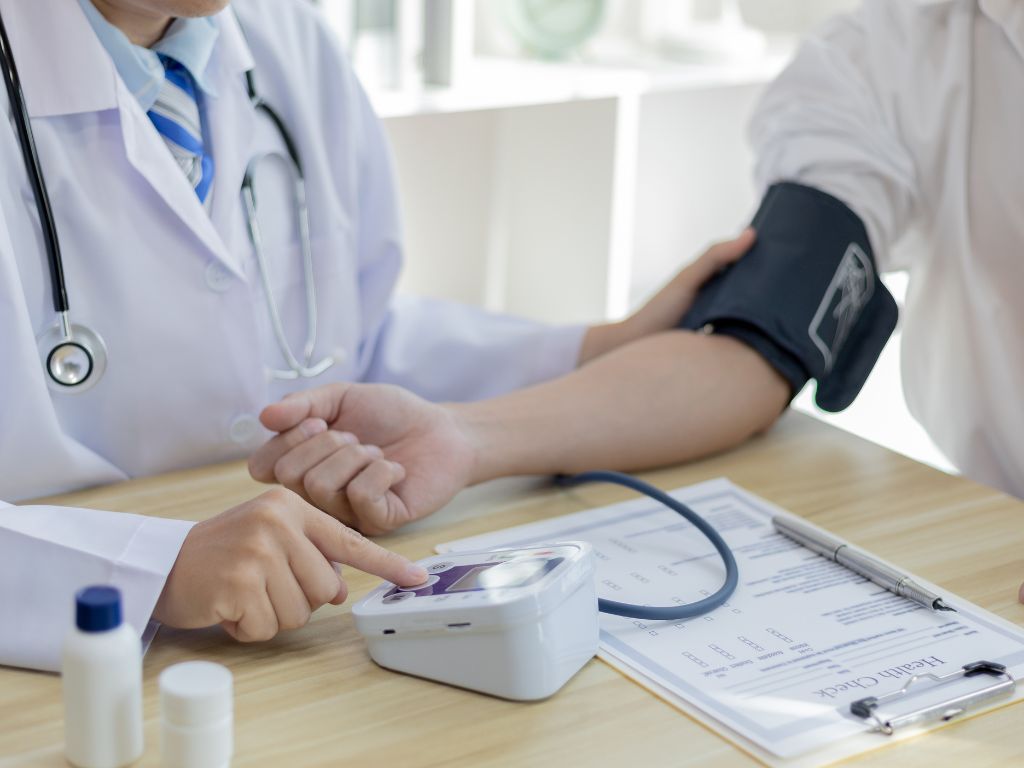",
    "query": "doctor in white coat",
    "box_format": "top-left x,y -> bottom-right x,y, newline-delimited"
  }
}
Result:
0,0 -> 749,671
